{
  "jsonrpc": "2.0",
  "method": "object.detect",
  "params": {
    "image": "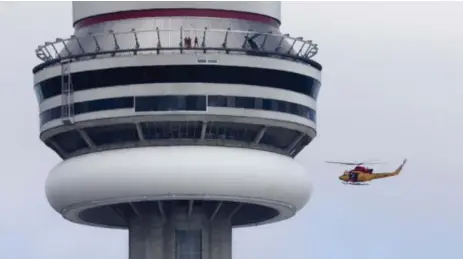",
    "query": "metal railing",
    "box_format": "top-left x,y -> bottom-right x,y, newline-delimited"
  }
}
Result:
33,27 -> 321,72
